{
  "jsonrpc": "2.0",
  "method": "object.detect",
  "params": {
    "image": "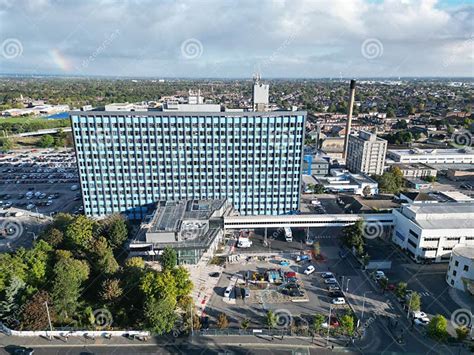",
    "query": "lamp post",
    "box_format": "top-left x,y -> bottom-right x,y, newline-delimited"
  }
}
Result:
326,306 -> 332,346
361,291 -> 372,321
346,278 -> 351,292
44,301 -> 53,340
